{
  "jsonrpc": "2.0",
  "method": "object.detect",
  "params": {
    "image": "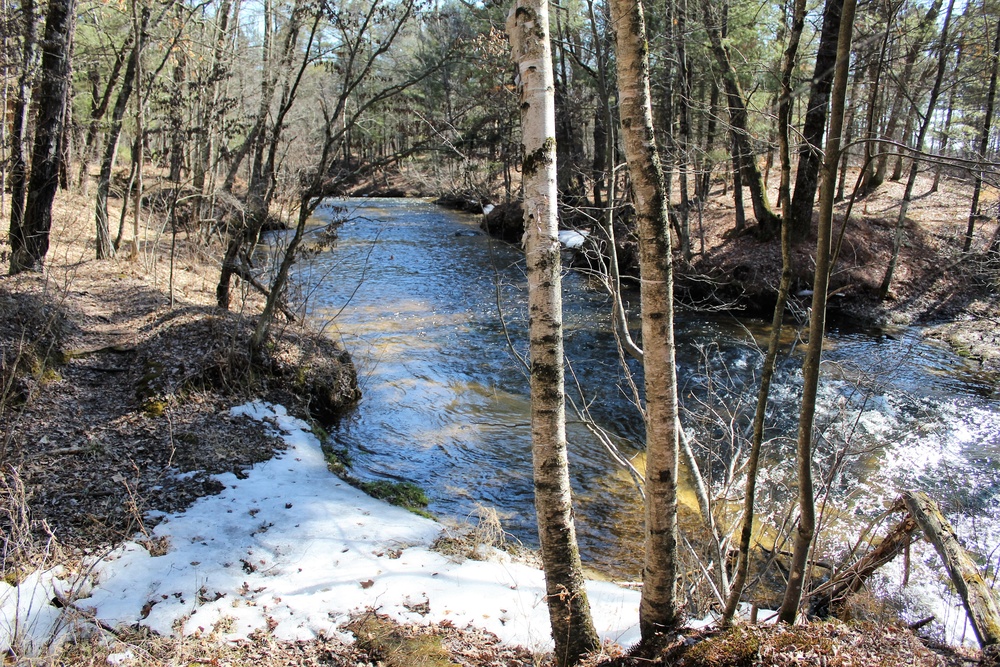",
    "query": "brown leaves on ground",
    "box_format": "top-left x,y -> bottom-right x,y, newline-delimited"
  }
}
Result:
28,612 -> 992,667
347,612 -> 540,667
0,186 -> 357,564
53,614 -> 542,667
688,622 -> 941,667
679,171 -> 1000,333
595,620 -> 980,667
